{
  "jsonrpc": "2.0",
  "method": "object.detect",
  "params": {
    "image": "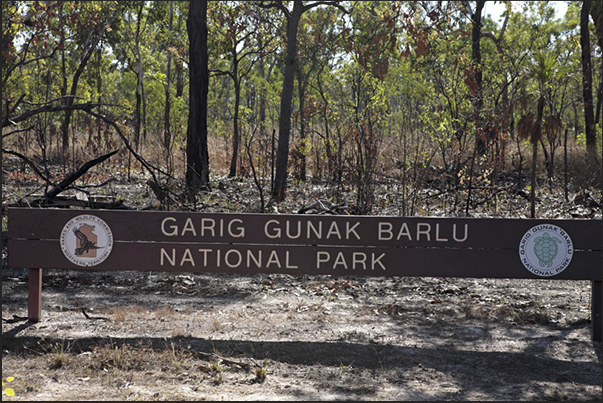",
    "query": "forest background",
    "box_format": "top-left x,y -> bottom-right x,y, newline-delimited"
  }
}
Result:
1,0 -> 602,216
2,2 -> 603,400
